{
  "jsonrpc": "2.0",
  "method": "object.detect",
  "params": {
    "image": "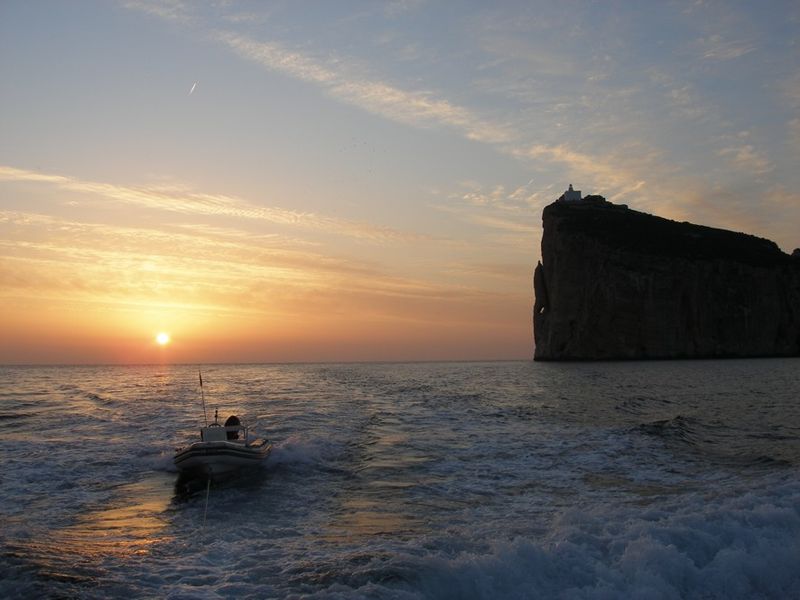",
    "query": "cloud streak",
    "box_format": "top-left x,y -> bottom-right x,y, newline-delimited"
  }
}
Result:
121,1 -> 800,228
209,28 -> 663,205
0,209 -> 518,328
698,35 -> 756,61
213,30 -> 514,145
512,144 -> 648,202
718,144 -> 773,176
122,2 -> 682,208
0,165 -> 421,243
